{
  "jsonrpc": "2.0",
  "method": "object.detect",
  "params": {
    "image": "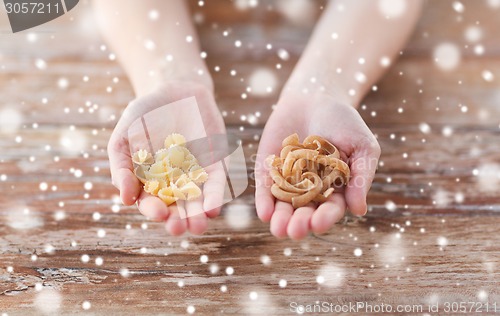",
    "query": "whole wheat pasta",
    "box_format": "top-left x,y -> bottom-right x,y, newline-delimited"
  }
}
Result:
267,133 -> 350,208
